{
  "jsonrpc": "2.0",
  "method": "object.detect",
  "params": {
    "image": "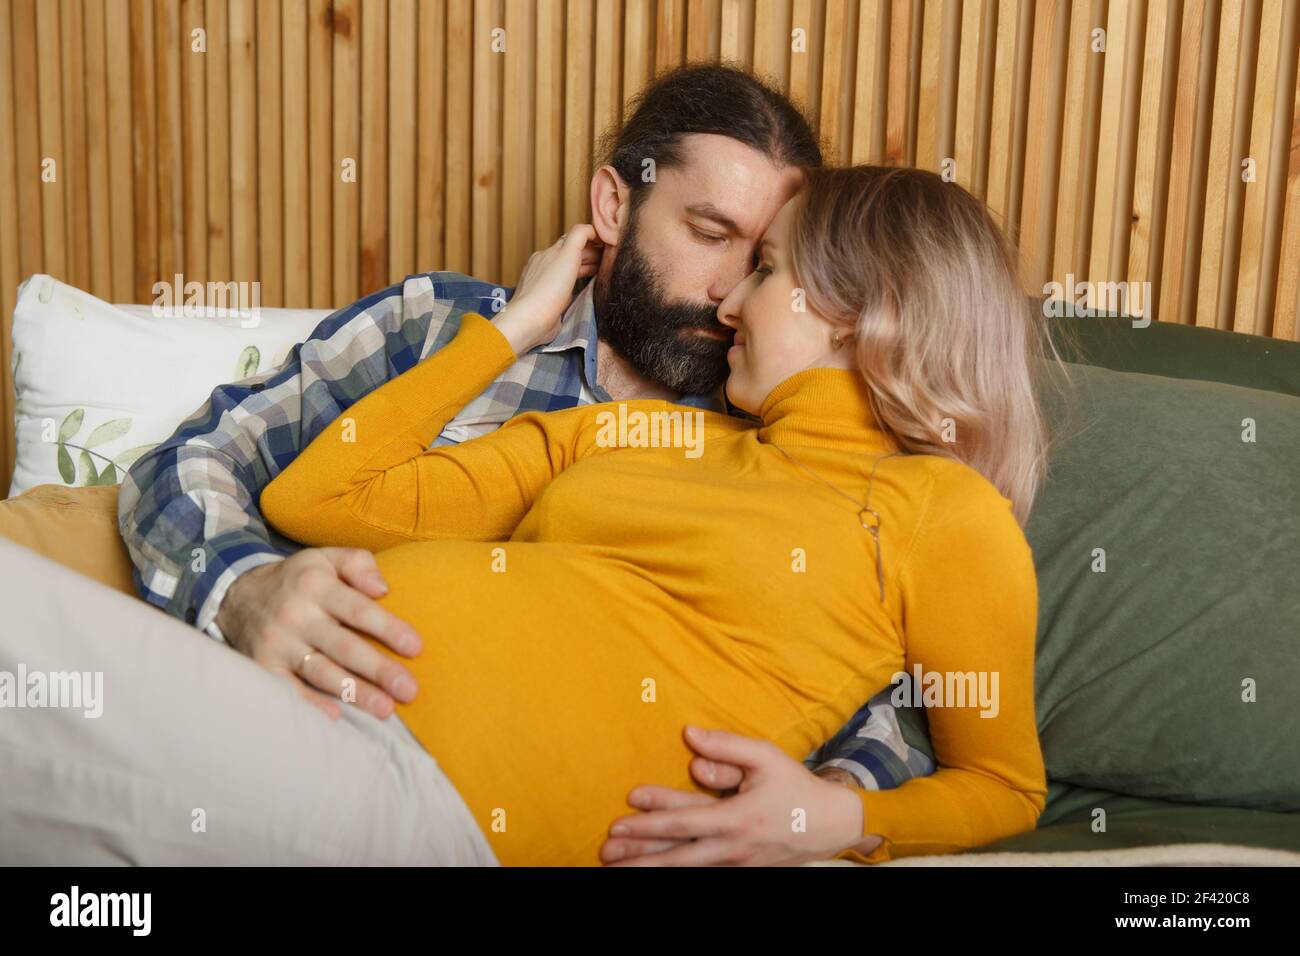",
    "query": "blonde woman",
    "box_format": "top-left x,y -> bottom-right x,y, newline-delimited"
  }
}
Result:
261,165 -> 1066,866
